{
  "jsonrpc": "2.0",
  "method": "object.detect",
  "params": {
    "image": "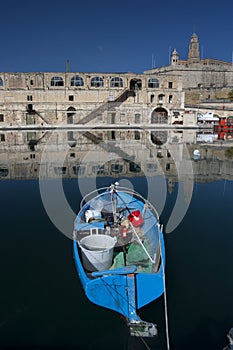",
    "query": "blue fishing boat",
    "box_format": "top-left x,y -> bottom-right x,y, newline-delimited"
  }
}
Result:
73,182 -> 165,337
